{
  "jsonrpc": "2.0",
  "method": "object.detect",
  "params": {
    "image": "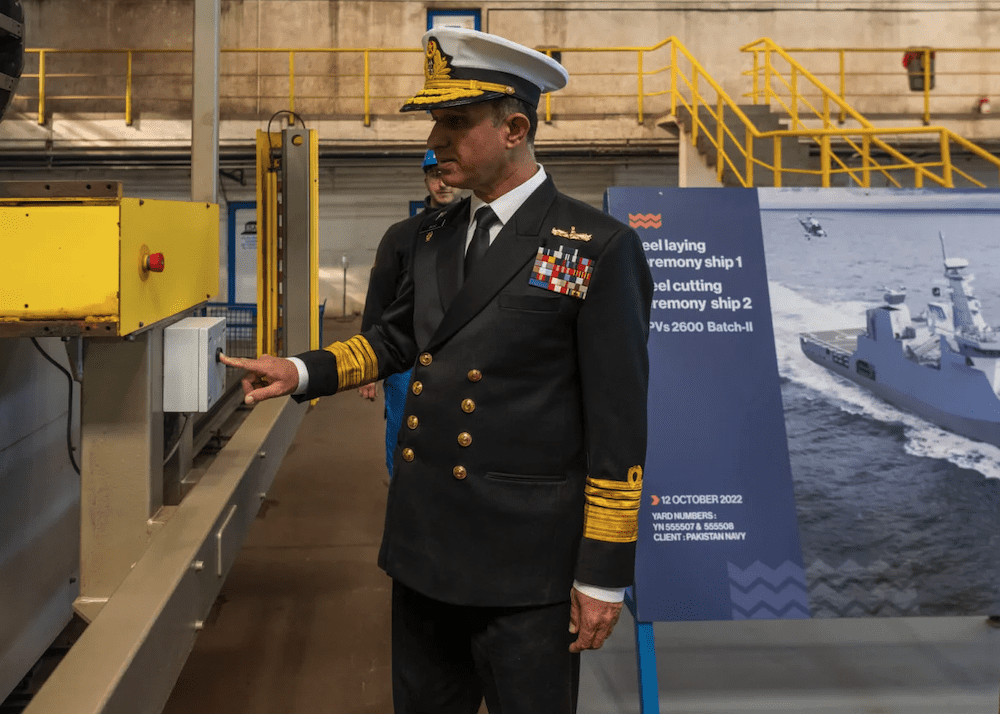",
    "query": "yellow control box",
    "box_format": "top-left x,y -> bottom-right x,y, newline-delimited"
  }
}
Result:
0,182 -> 219,337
